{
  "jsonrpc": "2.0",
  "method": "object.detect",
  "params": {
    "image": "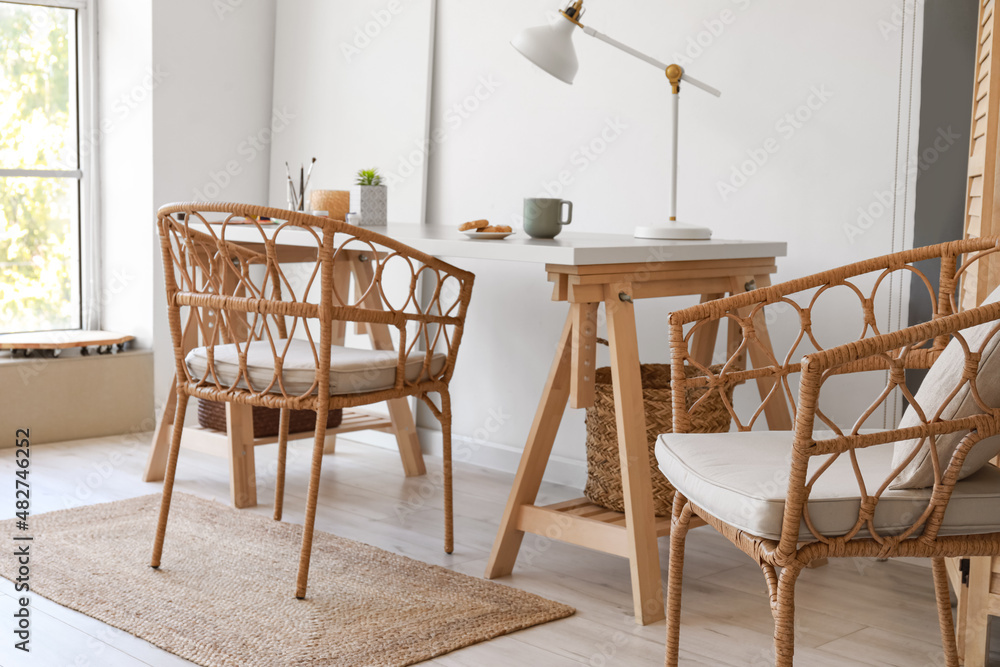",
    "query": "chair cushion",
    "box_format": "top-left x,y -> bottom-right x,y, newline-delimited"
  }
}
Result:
656,430 -> 1000,541
890,286 -> 1000,489
185,339 -> 446,396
